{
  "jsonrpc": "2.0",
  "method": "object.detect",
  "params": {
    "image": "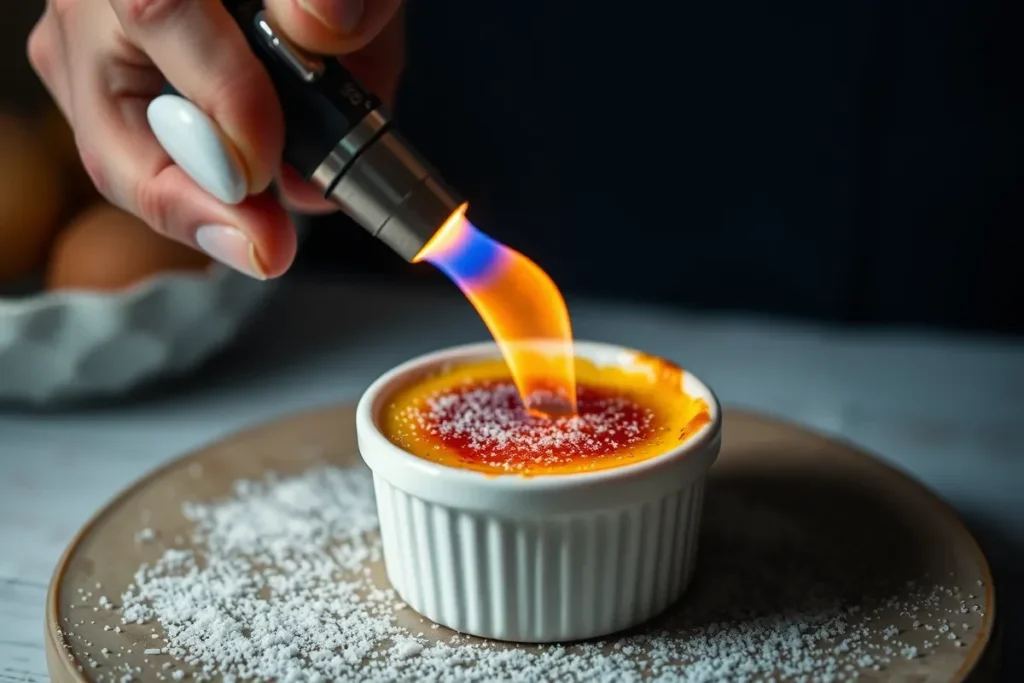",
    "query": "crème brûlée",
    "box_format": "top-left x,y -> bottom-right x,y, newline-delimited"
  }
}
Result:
381,355 -> 711,476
